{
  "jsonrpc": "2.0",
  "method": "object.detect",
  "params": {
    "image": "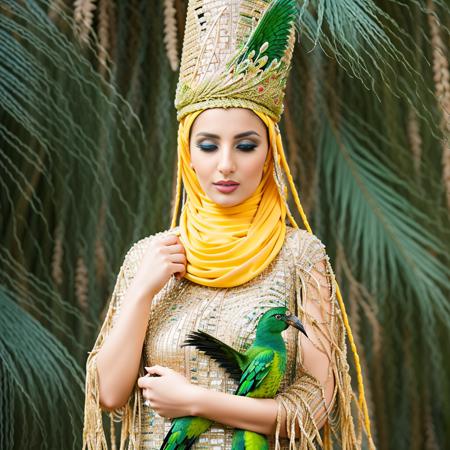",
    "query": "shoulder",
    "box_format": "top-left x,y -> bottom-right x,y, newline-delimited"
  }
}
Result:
284,228 -> 335,311
284,226 -> 329,266
120,228 -> 179,276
